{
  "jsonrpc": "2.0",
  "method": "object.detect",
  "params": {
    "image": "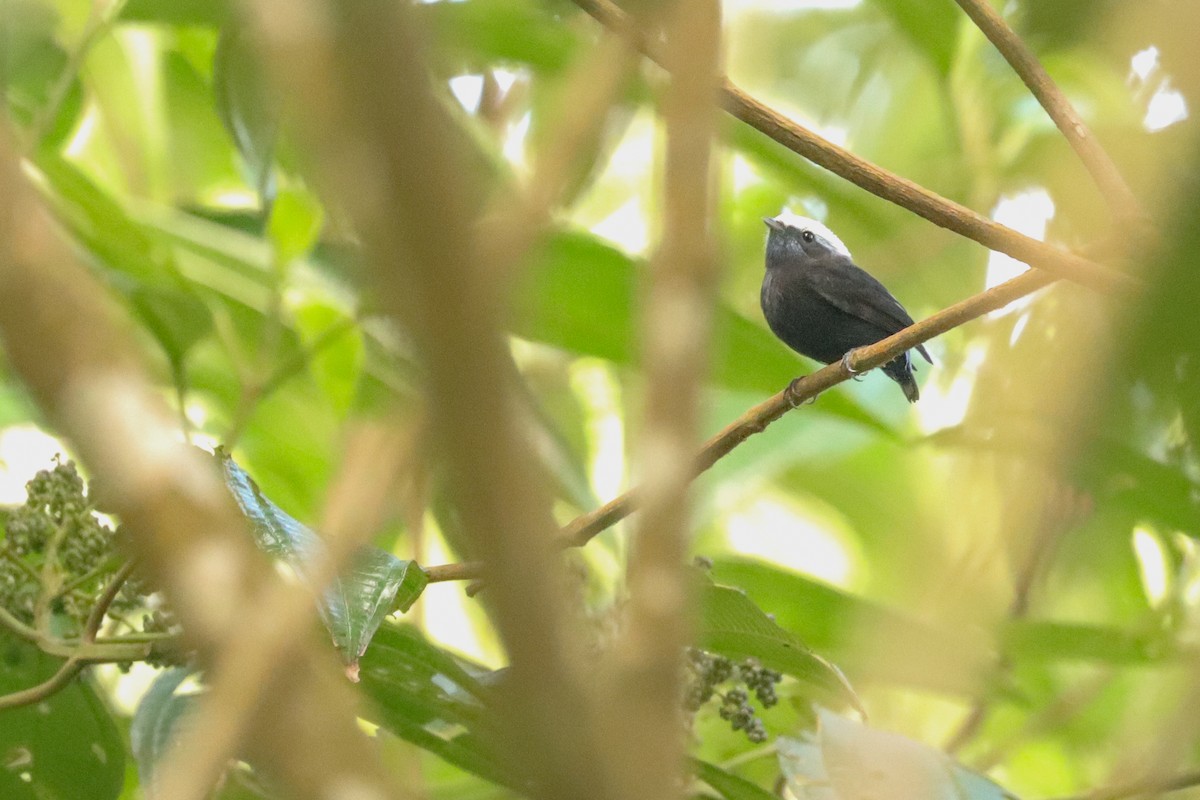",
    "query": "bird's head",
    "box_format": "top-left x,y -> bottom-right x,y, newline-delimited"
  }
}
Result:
763,211 -> 852,264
